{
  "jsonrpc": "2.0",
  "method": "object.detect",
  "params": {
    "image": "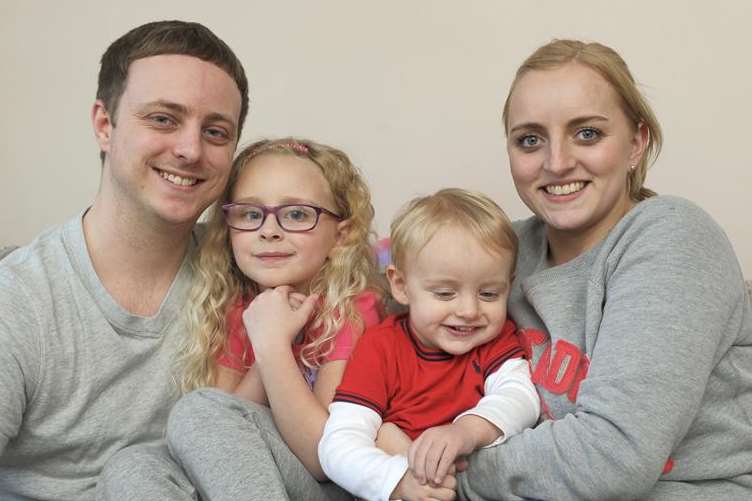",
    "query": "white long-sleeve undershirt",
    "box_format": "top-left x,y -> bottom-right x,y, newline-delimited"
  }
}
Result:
318,357 -> 539,501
